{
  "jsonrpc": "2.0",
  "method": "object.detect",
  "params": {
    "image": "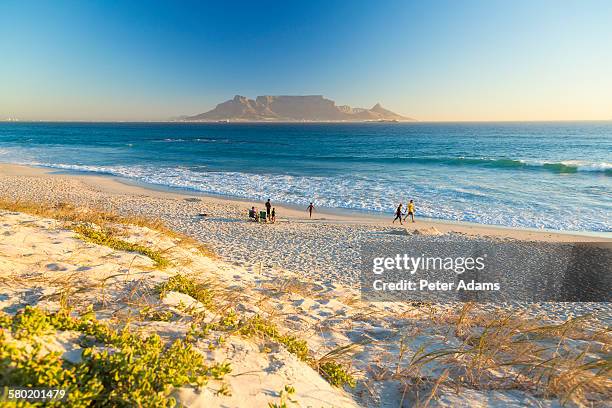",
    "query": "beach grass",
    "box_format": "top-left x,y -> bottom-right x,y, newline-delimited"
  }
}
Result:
387,303 -> 612,406
0,198 -> 217,259
0,199 -> 161,229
